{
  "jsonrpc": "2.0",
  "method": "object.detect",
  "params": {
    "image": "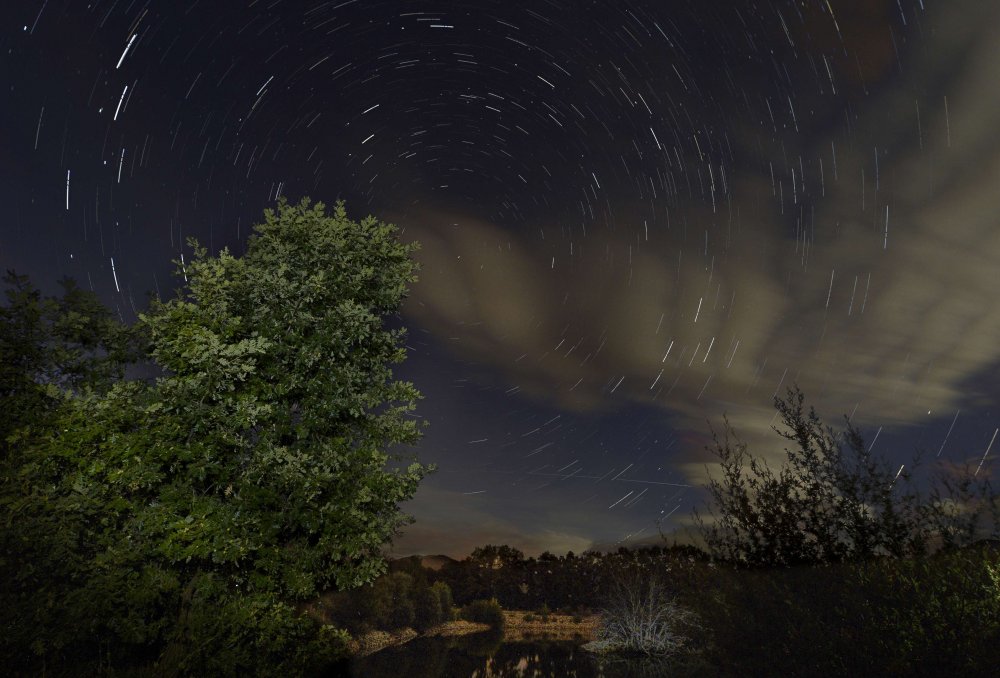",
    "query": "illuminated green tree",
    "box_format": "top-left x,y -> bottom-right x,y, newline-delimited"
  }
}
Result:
1,198 -> 432,675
